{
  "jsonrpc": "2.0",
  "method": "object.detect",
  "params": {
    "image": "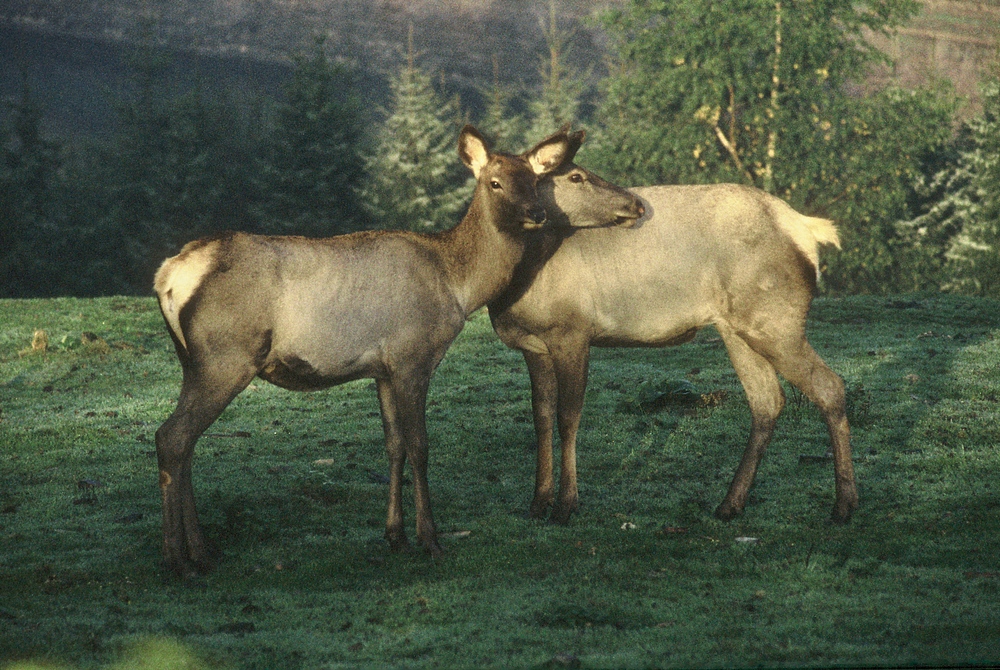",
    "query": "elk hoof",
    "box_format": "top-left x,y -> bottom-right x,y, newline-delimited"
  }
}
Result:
549,500 -> 578,525
163,556 -> 213,579
526,496 -> 552,520
424,539 -> 444,559
386,531 -> 411,553
162,543 -> 215,578
713,502 -> 742,522
830,501 -> 857,524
